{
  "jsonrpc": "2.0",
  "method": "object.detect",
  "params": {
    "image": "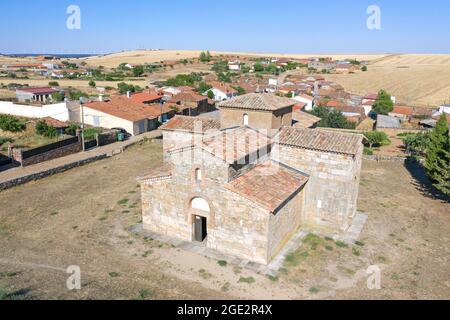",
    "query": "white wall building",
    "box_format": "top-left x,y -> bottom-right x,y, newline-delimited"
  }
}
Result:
0,101 -> 70,122
292,94 -> 314,111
